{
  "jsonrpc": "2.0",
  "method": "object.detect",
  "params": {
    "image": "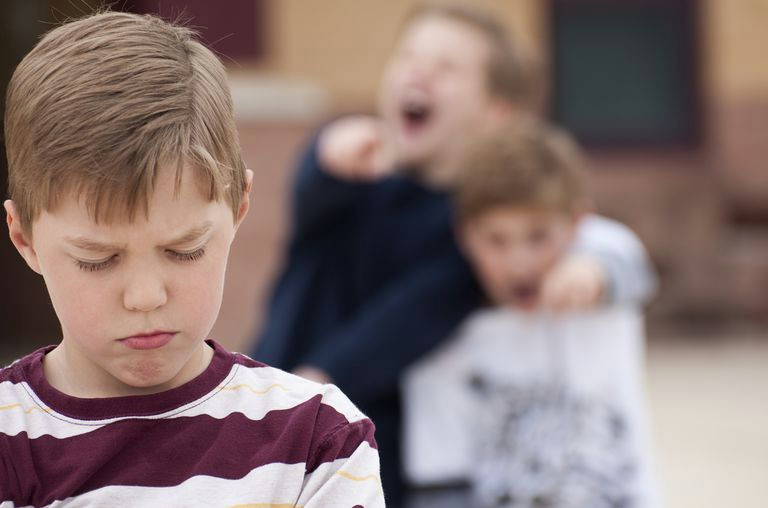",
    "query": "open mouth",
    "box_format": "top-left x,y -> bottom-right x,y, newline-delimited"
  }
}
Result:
400,96 -> 433,133
509,283 -> 540,308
